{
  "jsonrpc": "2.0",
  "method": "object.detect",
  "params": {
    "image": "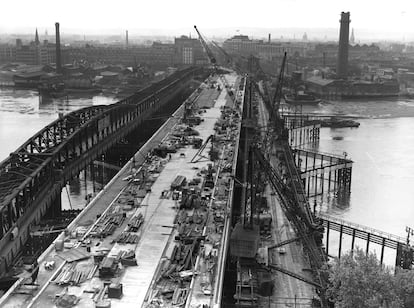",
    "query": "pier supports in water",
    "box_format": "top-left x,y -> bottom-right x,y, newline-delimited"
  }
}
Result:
293,149 -> 353,198
281,112 -> 321,147
321,213 -> 414,268
288,124 -> 320,147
